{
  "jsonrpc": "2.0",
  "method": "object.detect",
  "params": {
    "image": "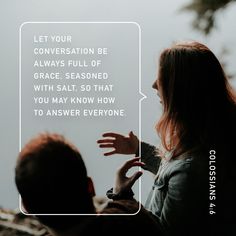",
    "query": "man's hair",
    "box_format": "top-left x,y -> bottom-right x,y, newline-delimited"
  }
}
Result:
15,133 -> 94,229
